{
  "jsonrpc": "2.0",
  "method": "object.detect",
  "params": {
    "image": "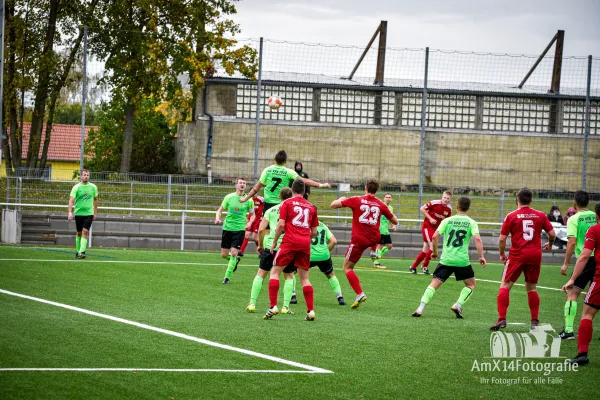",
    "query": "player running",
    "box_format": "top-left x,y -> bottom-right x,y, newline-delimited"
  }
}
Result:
410,191 -> 453,275
68,169 -> 98,259
490,188 -> 556,331
372,192 -> 396,269
265,179 -> 319,321
562,203 -> 600,366
239,195 -> 264,257
309,220 -> 346,305
412,197 -> 486,318
559,190 -> 597,340
215,178 -> 255,284
331,178 -> 398,309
